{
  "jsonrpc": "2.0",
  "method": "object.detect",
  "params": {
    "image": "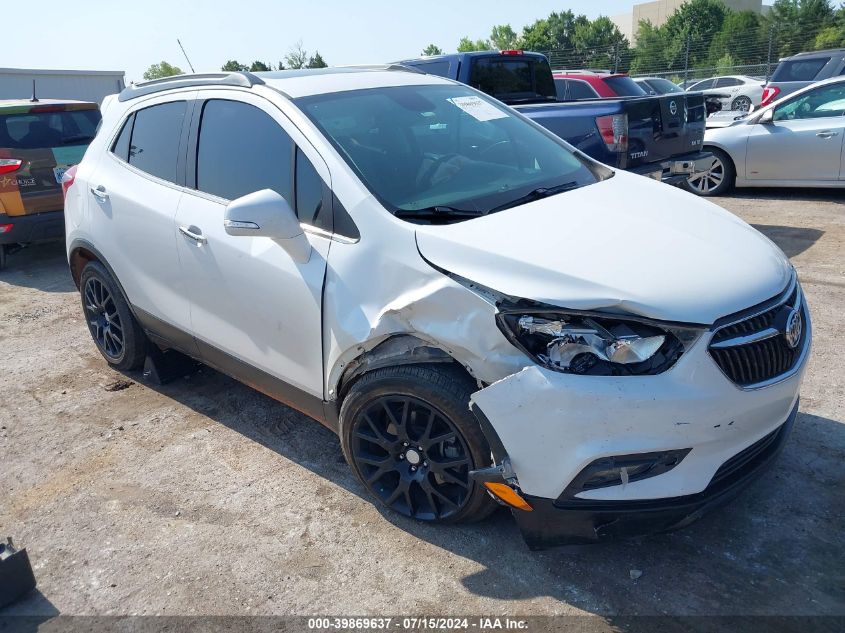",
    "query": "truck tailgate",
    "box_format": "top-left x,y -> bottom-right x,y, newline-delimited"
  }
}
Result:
624,93 -> 706,169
